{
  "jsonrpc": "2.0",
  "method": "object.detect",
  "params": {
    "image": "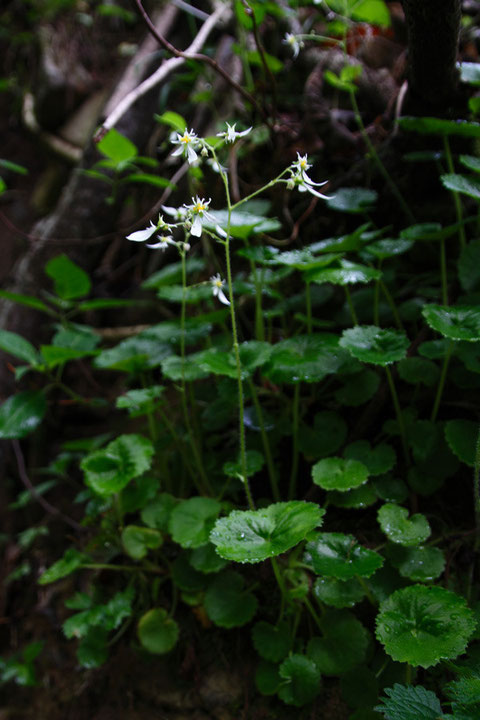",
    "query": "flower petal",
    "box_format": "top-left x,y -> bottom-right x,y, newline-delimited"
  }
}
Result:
126,223 -> 157,242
